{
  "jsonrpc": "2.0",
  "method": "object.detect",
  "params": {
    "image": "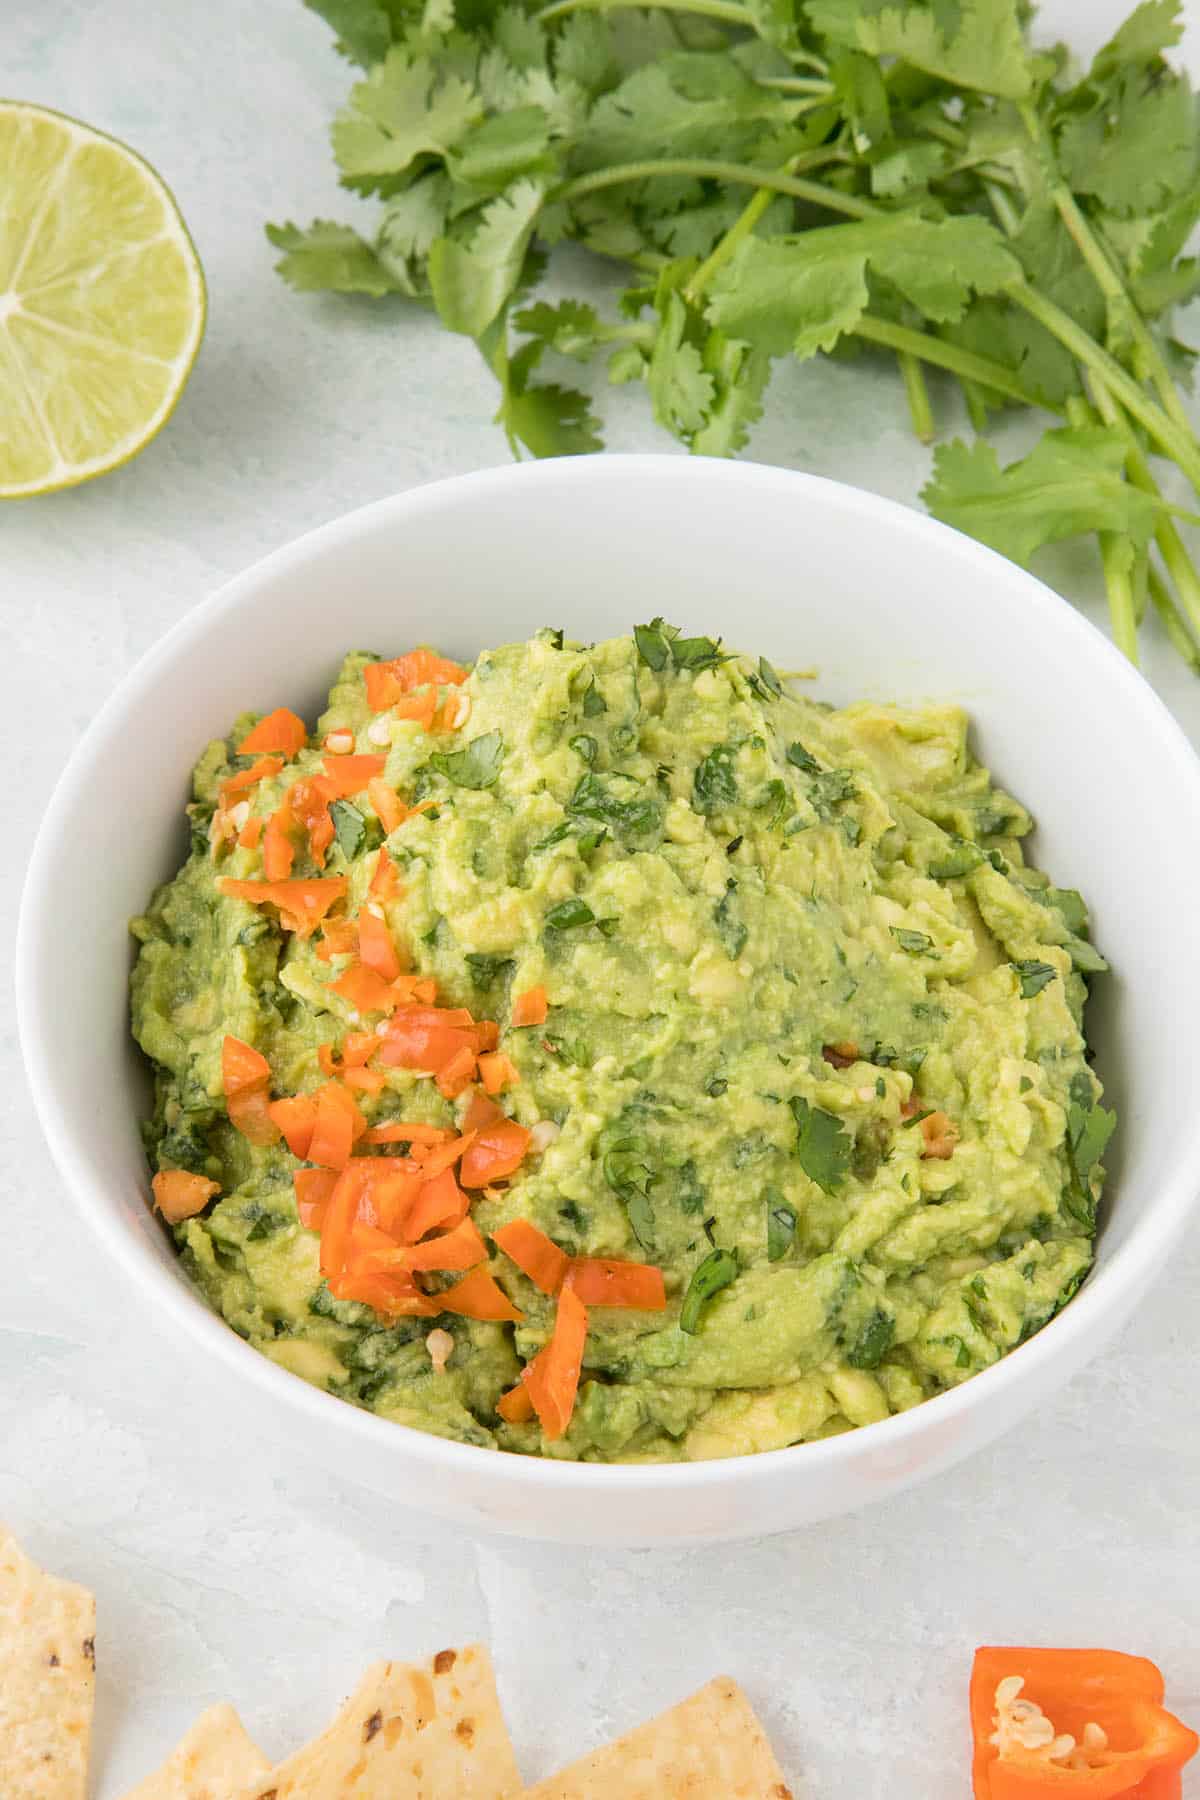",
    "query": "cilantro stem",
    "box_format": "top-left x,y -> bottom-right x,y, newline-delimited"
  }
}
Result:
1091,387 -> 1200,645
1050,186 -> 1194,436
1149,563 -> 1200,669
1098,533 -> 1139,663
538,0 -> 753,24
755,76 -> 834,94
960,377 -> 989,433
555,160 -> 878,220
898,350 -> 935,443
1007,283 -> 1200,495
683,149 -> 844,304
853,314 -> 1060,413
